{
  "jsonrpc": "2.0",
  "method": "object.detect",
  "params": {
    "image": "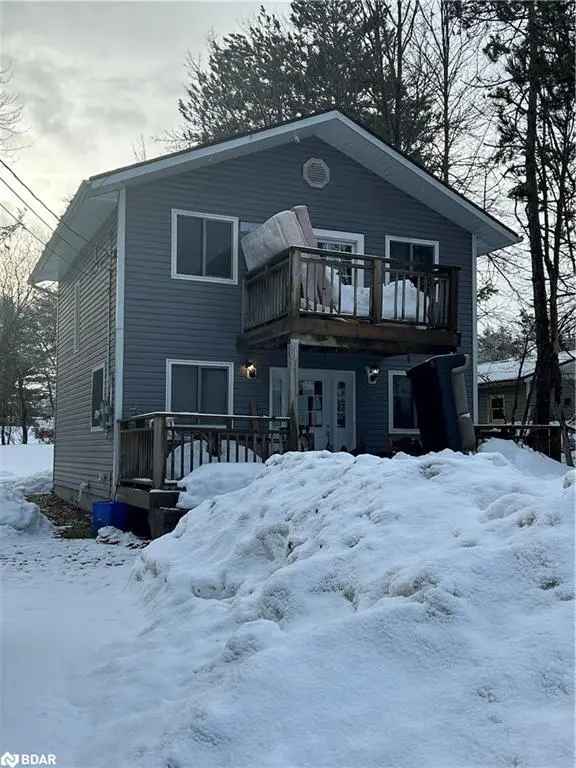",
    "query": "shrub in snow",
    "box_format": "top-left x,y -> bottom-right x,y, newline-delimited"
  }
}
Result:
79,443 -> 573,768
176,462 -> 264,509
